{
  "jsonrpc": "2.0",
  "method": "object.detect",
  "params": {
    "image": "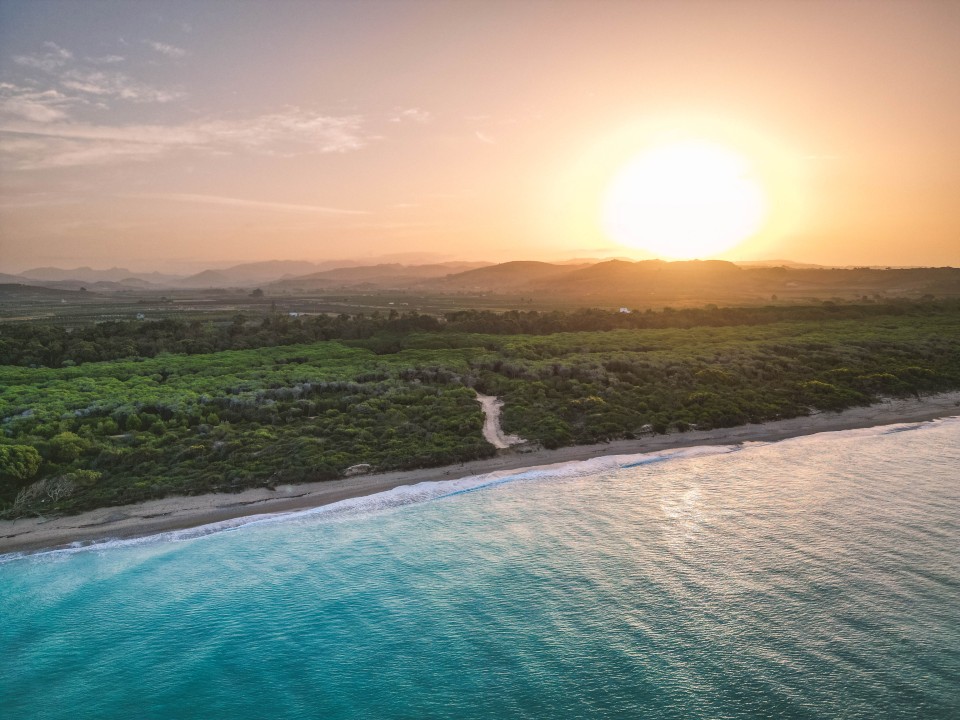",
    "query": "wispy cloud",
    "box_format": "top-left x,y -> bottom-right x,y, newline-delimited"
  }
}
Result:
0,192 -> 85,209
60,69 -> 182,103
2,41 -> 365,170
201,110 -> 365,153
3,135 -> 169,168
87,54 -> 125,65
0,109 -> 368,169
390,107 -> 432,123
11,41 -> 179,104
127,193 -> 369,215
13,42 -> 73,72
475,130 -> 495,145
145,40 -> 187,58
0,83 -> 78,123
